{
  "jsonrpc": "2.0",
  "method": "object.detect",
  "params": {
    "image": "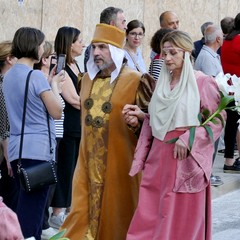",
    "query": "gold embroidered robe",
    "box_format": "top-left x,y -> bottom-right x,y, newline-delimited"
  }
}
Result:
61,66 -> 155,240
